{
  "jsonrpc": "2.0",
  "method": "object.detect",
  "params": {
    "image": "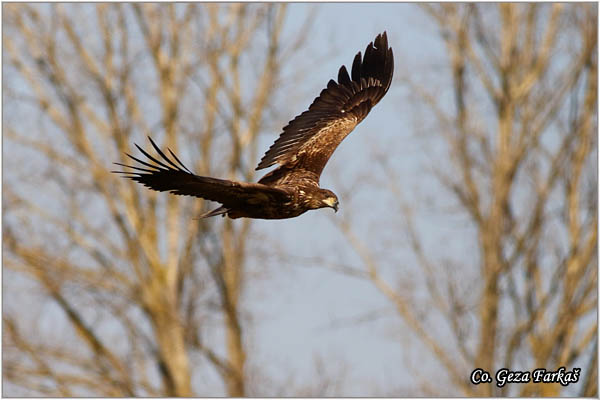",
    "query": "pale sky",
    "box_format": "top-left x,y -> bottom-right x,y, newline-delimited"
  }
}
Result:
244,3 -> 457,395
0,3 -> 479,396
7,3 -> 589,397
